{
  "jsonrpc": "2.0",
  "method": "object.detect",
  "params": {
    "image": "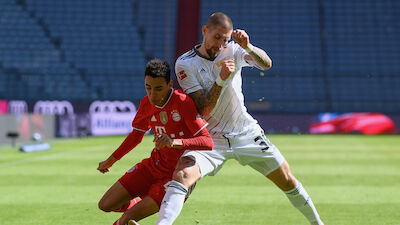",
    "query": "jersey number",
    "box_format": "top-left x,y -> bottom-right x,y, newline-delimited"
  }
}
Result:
254,136 -> 270,152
